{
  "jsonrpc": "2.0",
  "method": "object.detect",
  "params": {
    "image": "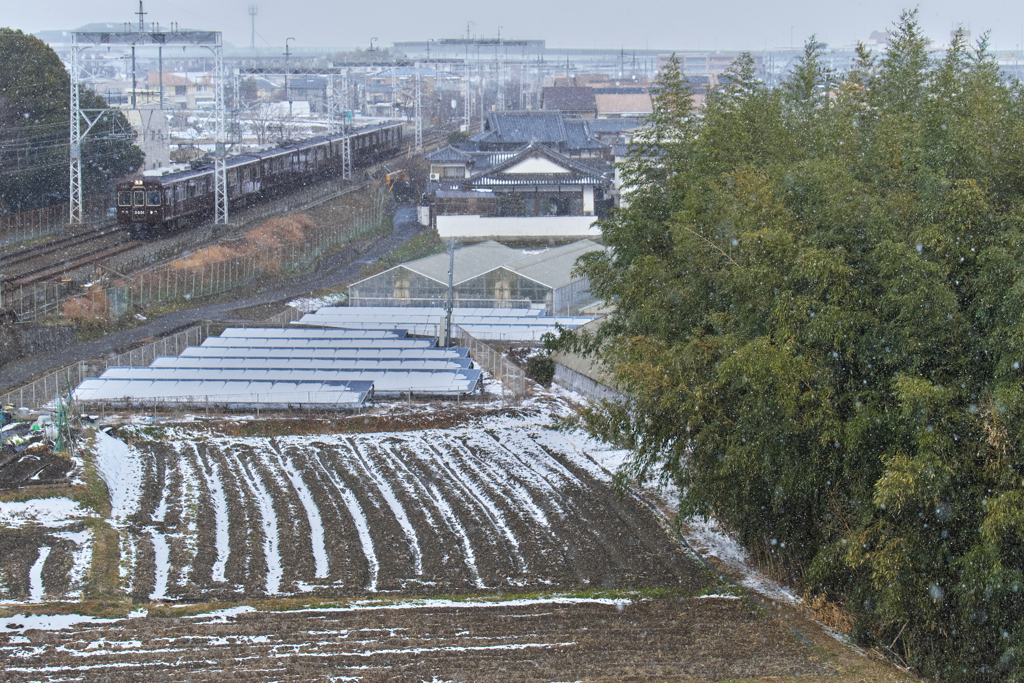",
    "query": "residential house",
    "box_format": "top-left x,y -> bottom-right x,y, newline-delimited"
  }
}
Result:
430,142 -> 612,240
